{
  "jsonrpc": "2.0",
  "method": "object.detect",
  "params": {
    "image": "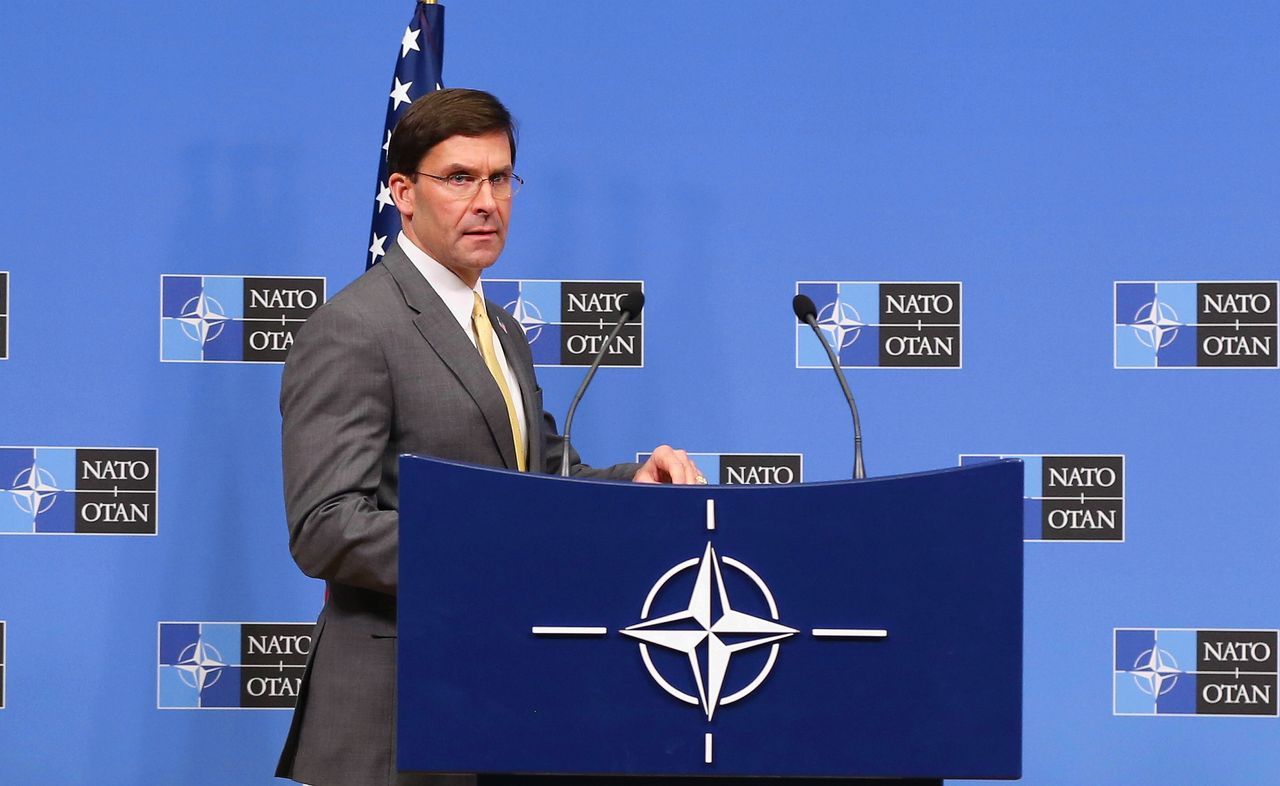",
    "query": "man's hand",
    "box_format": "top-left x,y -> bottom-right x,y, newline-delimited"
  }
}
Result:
633,445 -> 705,485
